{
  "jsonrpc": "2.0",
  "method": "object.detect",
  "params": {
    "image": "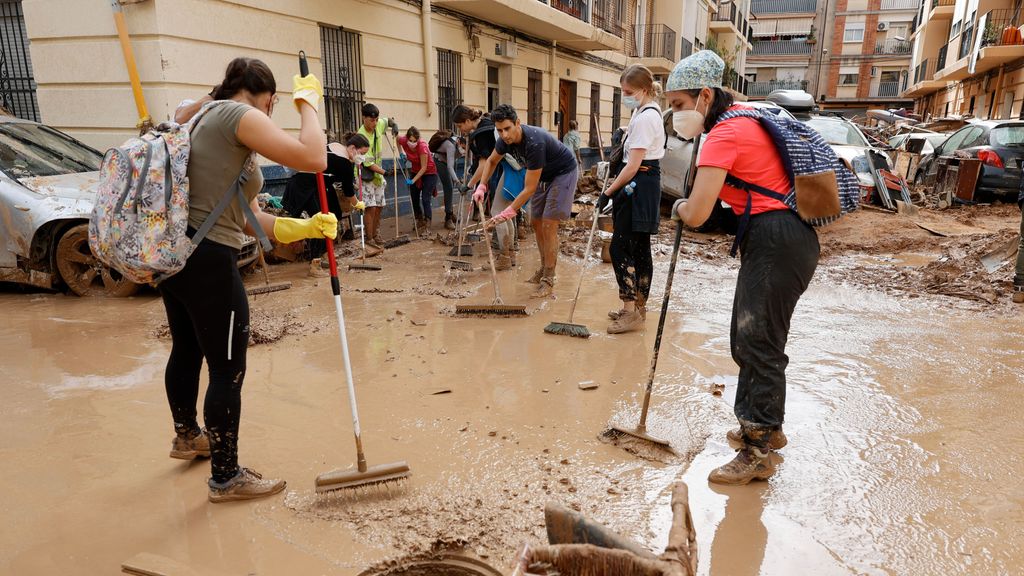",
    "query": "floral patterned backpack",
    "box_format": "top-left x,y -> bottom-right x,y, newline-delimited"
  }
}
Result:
88,101 -> 271,285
